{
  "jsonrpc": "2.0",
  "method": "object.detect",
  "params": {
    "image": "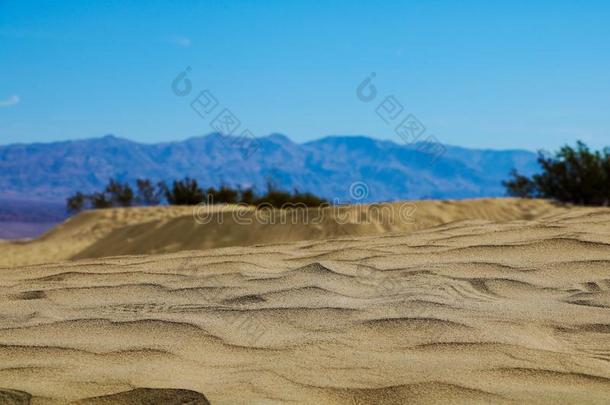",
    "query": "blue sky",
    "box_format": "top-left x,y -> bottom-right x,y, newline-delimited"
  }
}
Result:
1,0 -> 610,151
